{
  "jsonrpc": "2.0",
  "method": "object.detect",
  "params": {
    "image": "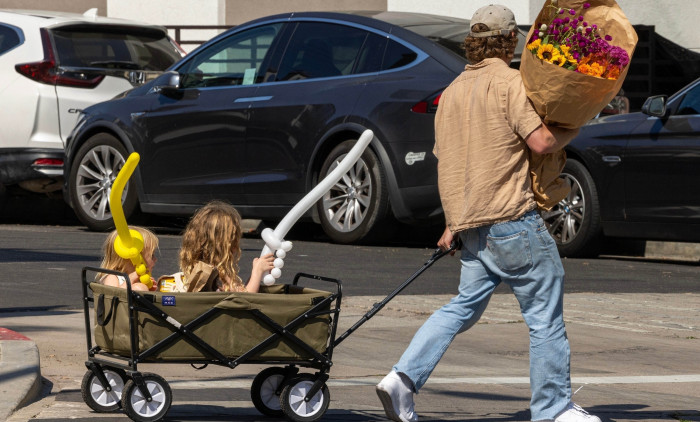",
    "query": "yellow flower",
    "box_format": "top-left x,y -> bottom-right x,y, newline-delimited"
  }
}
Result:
527,39 -> 542,52
536,43 -> 562,64
551,54 -> 566,67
